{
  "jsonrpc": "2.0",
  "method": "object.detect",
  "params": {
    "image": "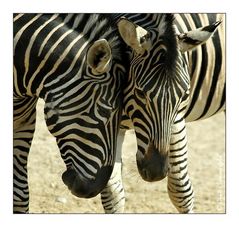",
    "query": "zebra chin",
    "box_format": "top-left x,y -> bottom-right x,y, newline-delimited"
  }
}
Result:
62,166 -> 113,198
136,144 -> 169,182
